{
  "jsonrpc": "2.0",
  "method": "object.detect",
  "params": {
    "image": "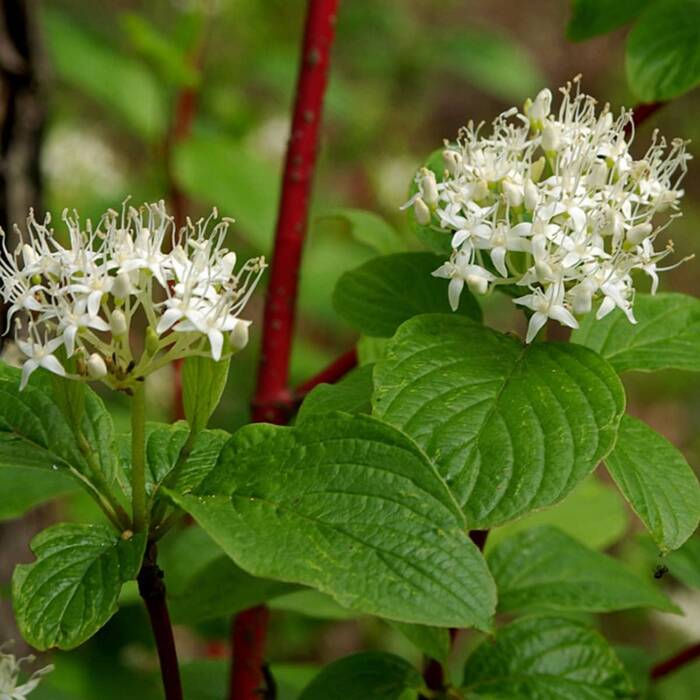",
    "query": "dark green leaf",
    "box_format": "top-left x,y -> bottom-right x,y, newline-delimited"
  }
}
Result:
488,525 -> 676,614
315,209 -> 403,255
0,464 -> 78,521
462,616 -> 634,699
626,0 -> 700,101
167,413 -> 496,629
487,475 -> 629,552
12,523 -> 146,650
571,293 -> 700,373
605,415 -> 700,552
42,8 -> 166,139
333,253 -> 481,337
299,652 -> 422,700
182,356 -> 231,434
297,364 -> 373,423
270,589 -> 356,620
0,372 -> 115,482
373,315 -> 625,528
567,0 -> 653,41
